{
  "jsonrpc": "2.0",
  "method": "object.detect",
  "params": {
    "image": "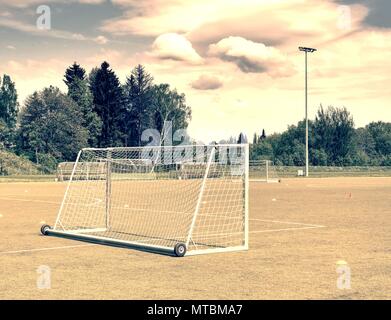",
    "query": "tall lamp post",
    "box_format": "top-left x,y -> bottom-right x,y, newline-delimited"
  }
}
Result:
299,46 -> 317,177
